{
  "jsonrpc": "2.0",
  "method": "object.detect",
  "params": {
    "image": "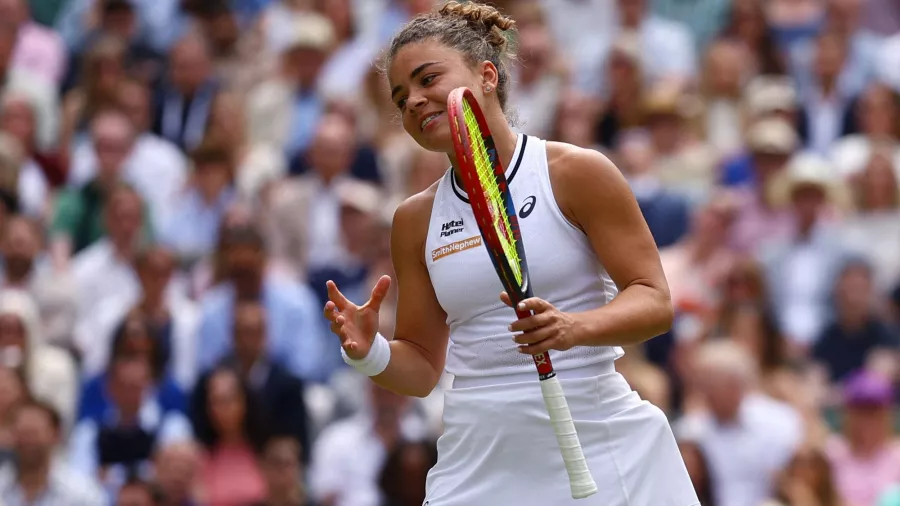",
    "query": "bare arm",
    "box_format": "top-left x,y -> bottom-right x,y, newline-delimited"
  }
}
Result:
549,142 -> 674,347
370,192 -> 450,397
